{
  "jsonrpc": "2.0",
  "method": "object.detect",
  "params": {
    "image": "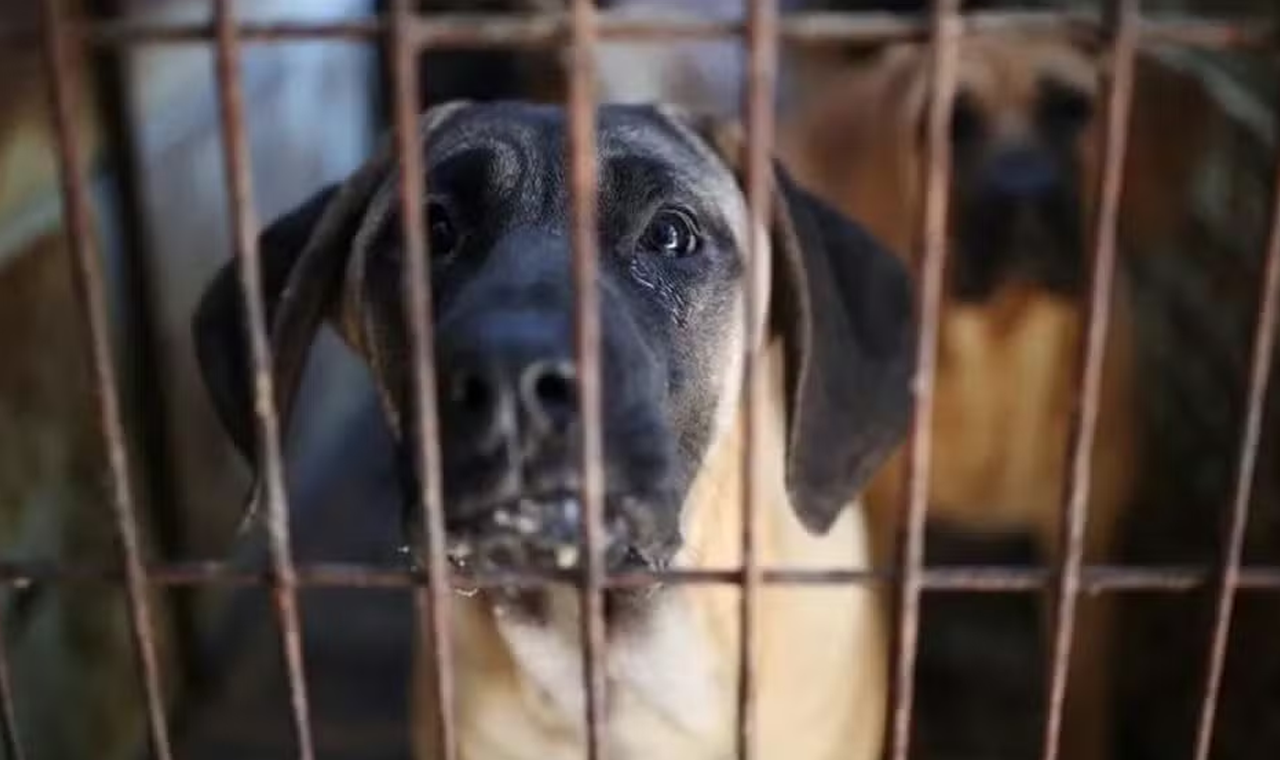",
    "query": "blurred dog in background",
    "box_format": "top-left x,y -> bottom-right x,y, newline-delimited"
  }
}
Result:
781,34 -> 1213,760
